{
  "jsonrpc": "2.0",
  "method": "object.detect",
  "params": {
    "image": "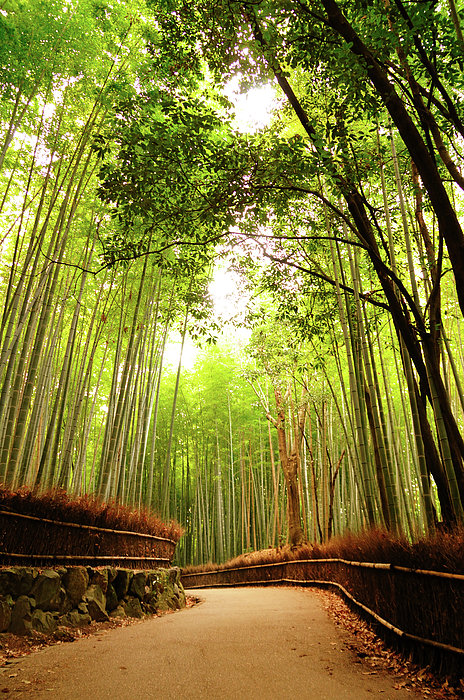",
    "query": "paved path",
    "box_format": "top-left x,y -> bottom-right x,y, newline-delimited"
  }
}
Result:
1,587 -> 422,699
